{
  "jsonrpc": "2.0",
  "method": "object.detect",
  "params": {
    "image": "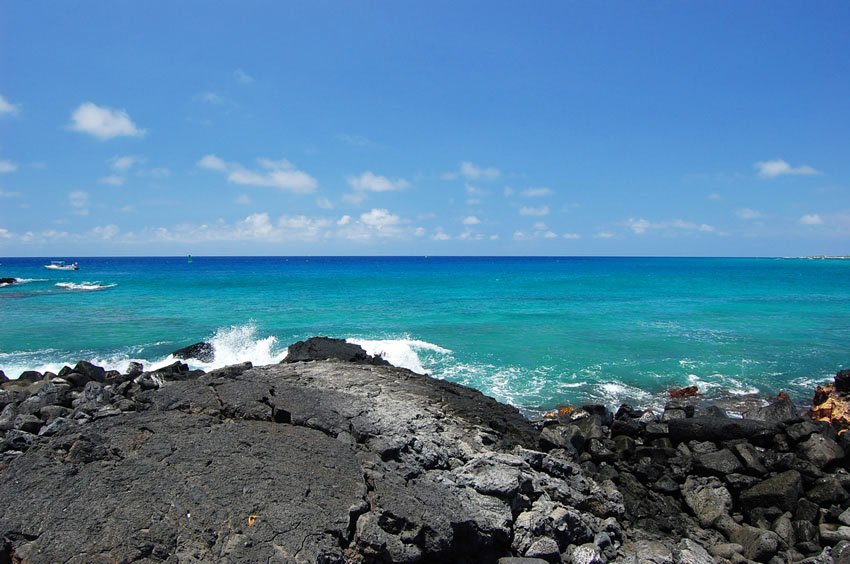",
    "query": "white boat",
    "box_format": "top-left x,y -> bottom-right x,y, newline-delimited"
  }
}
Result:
44,260 -> 79,271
